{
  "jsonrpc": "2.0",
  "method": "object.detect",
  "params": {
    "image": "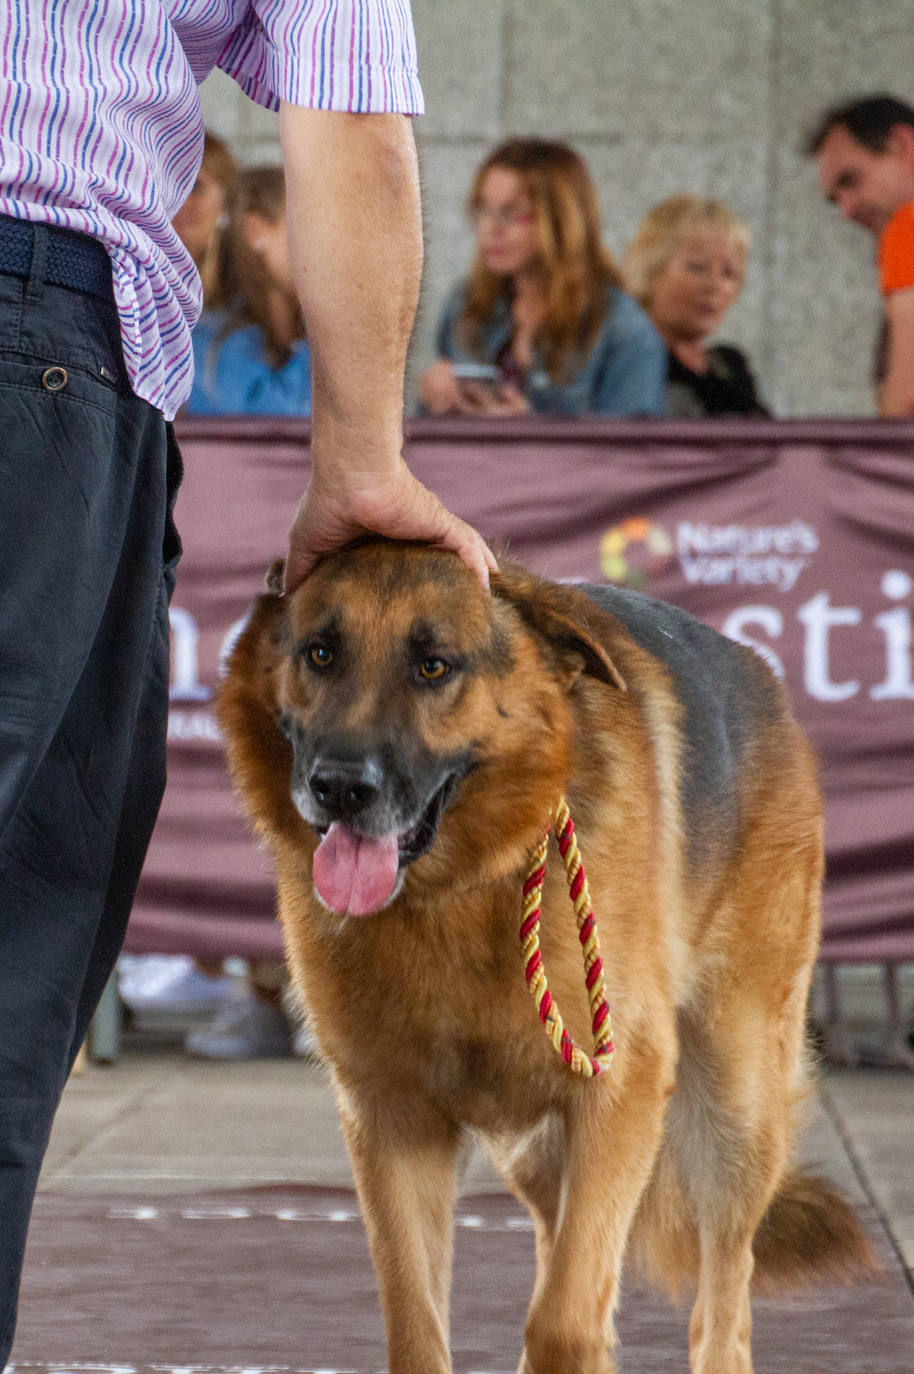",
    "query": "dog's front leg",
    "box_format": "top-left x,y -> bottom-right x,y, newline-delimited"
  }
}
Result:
518,1044 -> 671,1374
338,1094 -> 461,1374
